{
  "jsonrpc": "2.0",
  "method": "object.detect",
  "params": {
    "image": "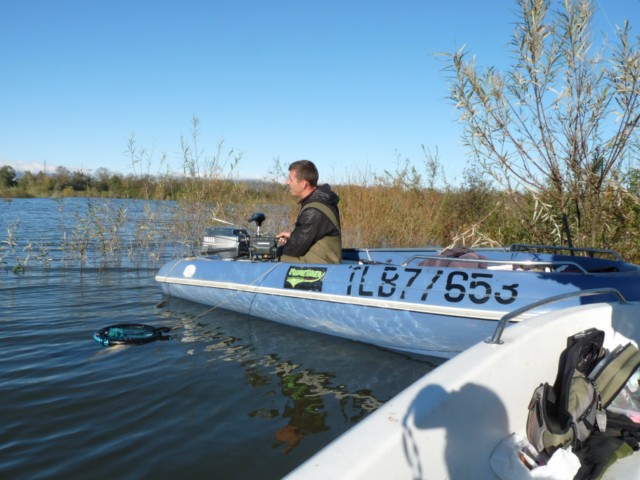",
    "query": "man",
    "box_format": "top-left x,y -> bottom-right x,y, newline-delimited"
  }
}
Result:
276,160 -> 342,264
